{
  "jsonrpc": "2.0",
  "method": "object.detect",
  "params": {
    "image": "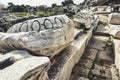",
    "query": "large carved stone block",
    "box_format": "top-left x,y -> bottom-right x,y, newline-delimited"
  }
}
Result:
109,13 -> 120,25
0,50 -> 50,80
0,15 -> 74,58
73,11 -> 93,29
